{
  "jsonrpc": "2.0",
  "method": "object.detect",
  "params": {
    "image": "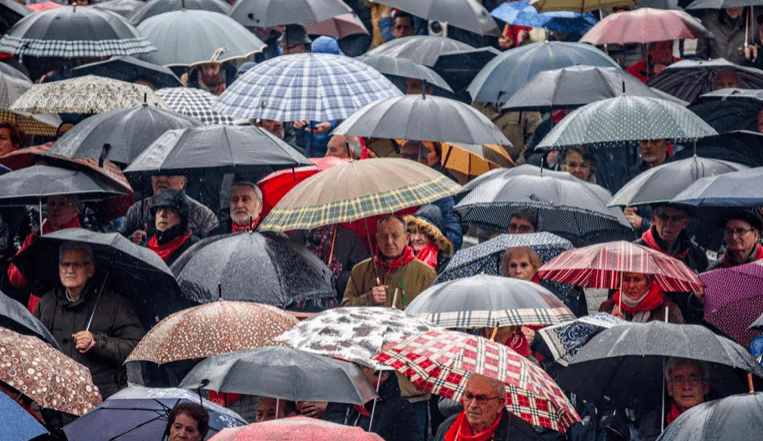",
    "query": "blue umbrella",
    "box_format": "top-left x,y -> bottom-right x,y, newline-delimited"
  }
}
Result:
0,393 -> 48,440
491,1 -> 597,35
